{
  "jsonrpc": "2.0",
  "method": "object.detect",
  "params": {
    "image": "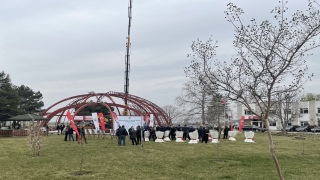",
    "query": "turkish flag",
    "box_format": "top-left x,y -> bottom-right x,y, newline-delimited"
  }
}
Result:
143,114 -> 150,122
111,112 -> 118,122
66,110 -> 80,142
98,113 -> 105,131
111,112 -> 120,127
